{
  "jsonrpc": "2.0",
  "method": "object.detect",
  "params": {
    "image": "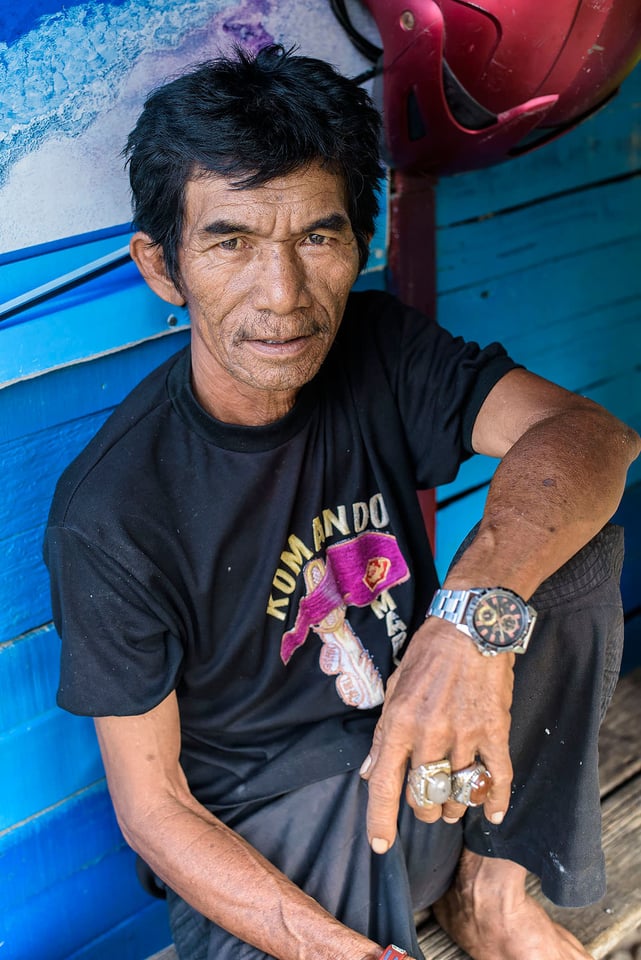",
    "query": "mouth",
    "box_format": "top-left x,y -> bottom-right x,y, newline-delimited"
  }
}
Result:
246,335 -> 313,356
